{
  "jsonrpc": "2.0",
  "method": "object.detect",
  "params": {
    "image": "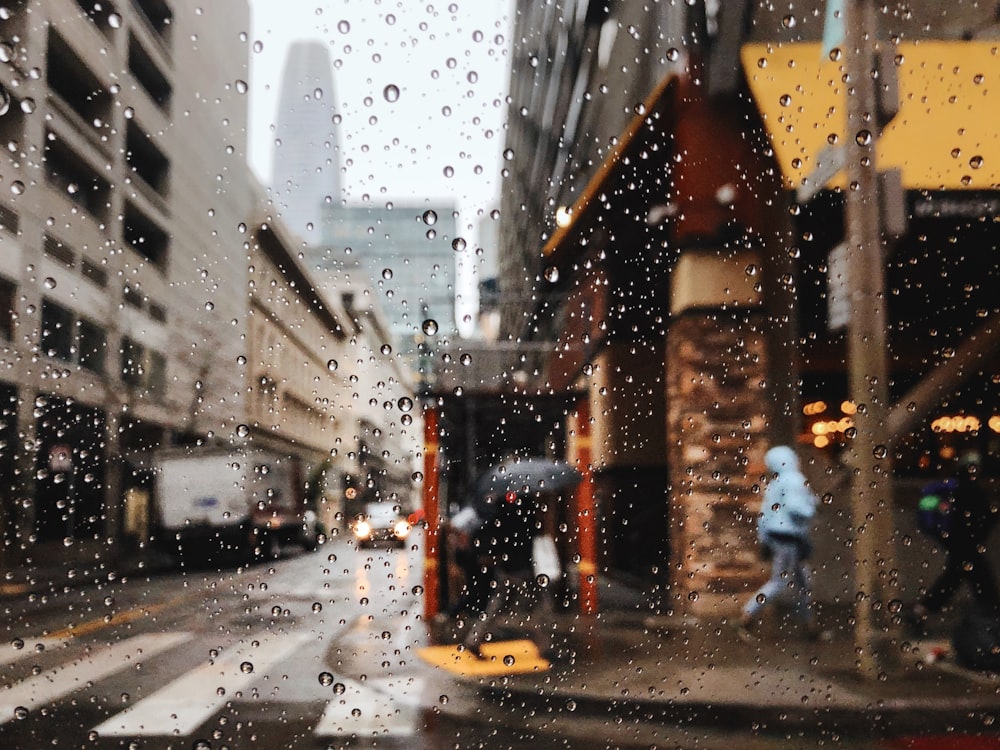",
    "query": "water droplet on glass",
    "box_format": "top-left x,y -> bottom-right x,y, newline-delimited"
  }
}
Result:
383,84 -> 400,103
236,424 -> 250,438
123,106 -> 135,119
782,14 -> 797,28
0,85 -> 9,115
970,155 -> 984,169
10,180 -> 25,195
20,98 -> 35,114
42,277 -> 56,290
318,671 -> 334,686
337,19 -> 350,34
543,266 -> 559,283
451,237 -> 467,252
239,661 -> 254,674
460,353 -> 472,366
855,129 -> 873,146
422,210 -> 437,226
422,319 -> 439,336
381,267 -> 393,280
13,706 -> 28,720
333,682 -> 346,695
397,397 -> 413,412
326,359 -> 338,372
